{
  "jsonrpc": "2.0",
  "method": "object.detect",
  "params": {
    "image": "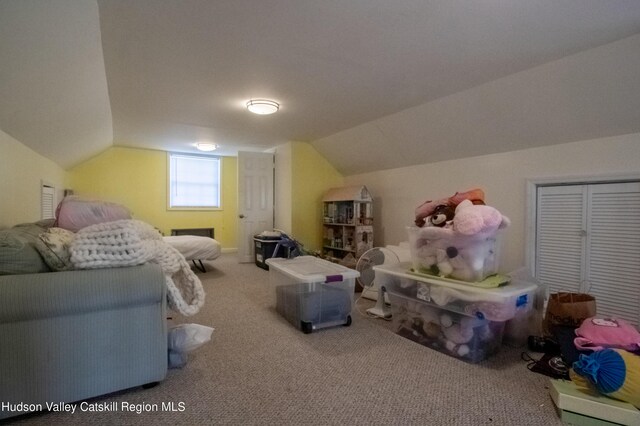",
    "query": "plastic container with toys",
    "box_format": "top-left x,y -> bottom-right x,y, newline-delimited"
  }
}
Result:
388,291 -> 506,363
407,225 -> 503,283
375,262 -> 538,362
